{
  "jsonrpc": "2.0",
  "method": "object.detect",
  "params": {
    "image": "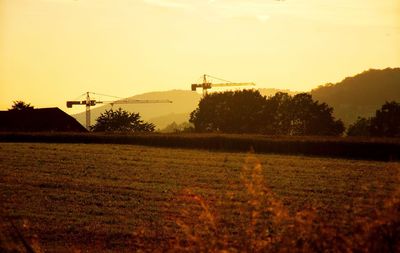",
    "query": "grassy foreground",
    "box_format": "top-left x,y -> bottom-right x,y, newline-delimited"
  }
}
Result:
0,143 -> 399,252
